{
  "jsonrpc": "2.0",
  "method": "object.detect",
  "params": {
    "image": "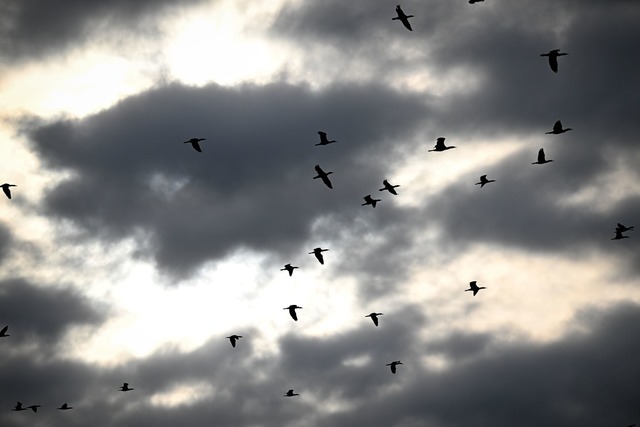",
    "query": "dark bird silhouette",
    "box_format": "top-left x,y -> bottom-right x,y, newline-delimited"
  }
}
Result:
27,405 -> 41,413
532,148 -> 553,165
386,360 -> 403,374
284,389 -> 300,397
226,335 -> 242,348
475,175 -> 495,188
57,403 -> 73,410
119,383 -> 134,391
469,0 -> 485,3
12,402 -> 26,411
545,120 -> 573,135
313,165 -> 334,189
365,312 -> 383,327
465,281 -> 486,296
616,223 -> 635,233
362,195 -> 381,208
0,325 -> 9,337
392,5 -> 414,31
184,138 -> 205,152
428,137 -> 456,152
1,183 -> 16,199
284,305 -> 302,321
316,131 -> 336,146
281,263 -> 299,276
612,229 -> 630,240
309,247 -> 329,264
540,49 -> 568,73
379,179 -> 400,195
